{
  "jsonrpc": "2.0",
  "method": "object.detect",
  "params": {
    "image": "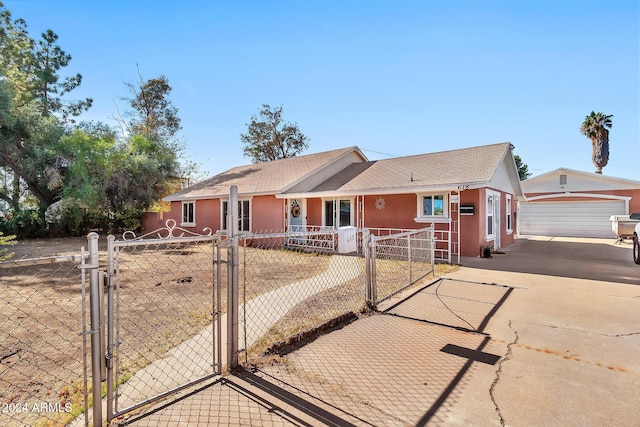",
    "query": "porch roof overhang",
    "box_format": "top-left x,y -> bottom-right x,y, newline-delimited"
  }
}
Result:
277,181 -> 490,199
172,190 -> 277,202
